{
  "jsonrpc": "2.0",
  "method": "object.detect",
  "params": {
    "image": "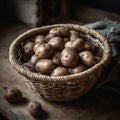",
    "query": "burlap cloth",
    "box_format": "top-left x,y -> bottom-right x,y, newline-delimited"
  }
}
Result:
85,19 -> 120,94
